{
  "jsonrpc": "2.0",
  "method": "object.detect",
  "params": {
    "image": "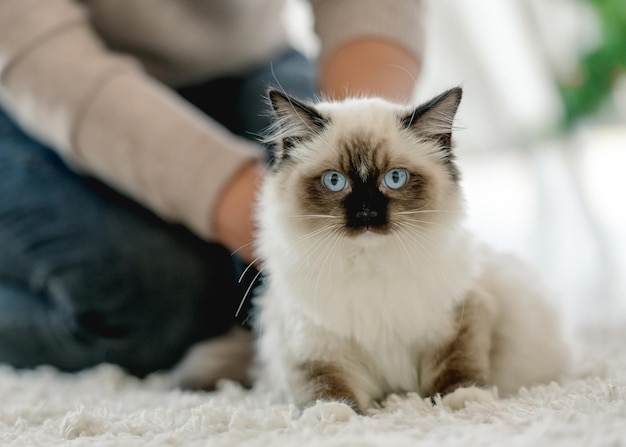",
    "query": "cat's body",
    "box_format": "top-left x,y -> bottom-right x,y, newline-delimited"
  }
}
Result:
250,88 -> 569,412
